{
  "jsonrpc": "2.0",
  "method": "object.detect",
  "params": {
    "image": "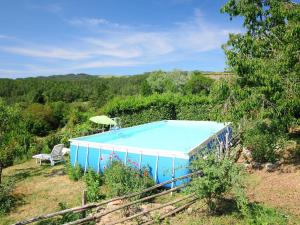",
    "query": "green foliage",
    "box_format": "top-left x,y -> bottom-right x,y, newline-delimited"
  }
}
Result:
36,202 -> 90,225
219,0 -> 300,162
67,163 -> 84,181
184,72 -> 214,95
145,70 -> 213,95
84,168 -> 104,202
0,100 -> 31,182
245,204 -> 287,225
103,93 -> 212,127
0,179 -> 16,214
189,154 -> 246,213
0,74 -> 148,104
242,119 -> 286,163
23,103 -> 58,136
104,161 -> 155,198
